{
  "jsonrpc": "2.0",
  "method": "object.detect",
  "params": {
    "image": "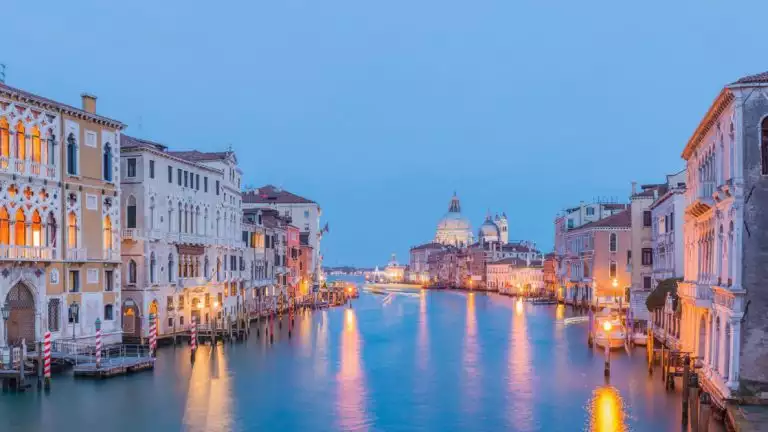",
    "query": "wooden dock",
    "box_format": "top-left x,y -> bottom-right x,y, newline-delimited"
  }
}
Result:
73,356 -> 155,378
